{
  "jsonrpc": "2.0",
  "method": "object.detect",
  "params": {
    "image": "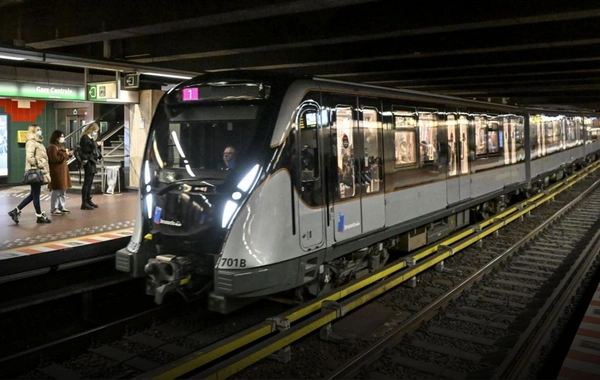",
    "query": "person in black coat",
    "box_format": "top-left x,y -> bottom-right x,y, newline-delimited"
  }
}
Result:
78,123 -> 102,210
